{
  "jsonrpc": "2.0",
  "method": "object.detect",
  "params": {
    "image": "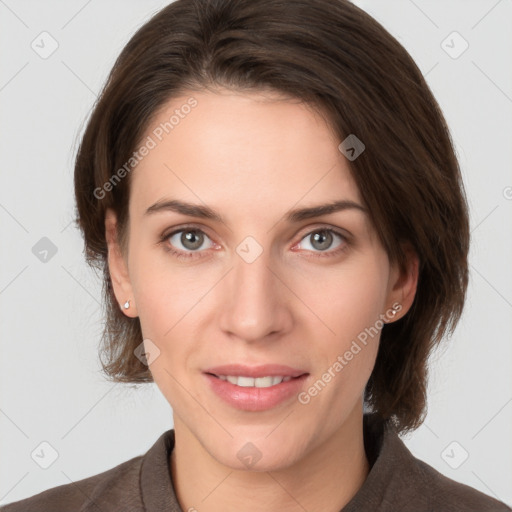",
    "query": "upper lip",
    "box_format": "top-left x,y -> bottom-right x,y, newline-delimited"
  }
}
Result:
204,364 -> 308,378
